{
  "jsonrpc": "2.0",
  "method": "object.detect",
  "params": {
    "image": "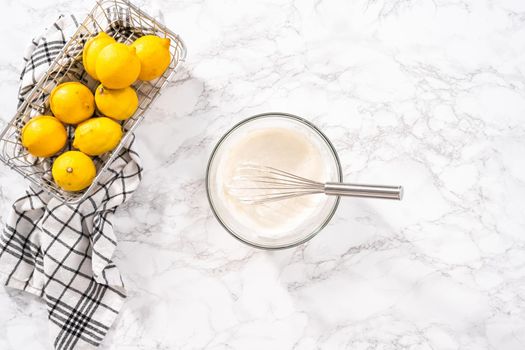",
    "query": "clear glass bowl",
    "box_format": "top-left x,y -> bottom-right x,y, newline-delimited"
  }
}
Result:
206,112 -> 342,249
